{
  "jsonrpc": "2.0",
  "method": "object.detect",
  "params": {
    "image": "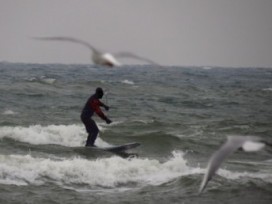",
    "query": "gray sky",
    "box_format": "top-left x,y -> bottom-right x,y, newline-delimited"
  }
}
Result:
1,0 -> 272,67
